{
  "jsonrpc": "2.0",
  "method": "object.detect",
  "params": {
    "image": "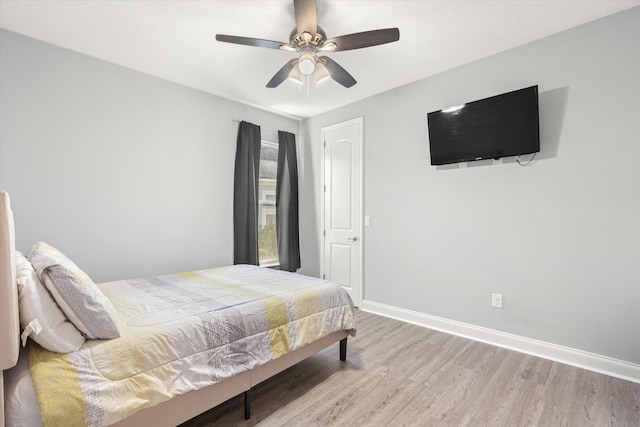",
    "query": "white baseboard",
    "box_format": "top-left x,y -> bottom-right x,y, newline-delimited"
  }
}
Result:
360,300 -> 640,384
